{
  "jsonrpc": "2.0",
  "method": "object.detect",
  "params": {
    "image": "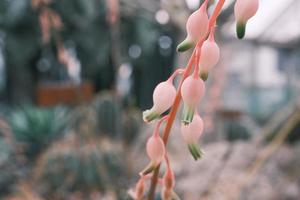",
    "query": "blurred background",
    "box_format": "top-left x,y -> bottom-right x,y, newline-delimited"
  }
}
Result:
0,0 -> 299,199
